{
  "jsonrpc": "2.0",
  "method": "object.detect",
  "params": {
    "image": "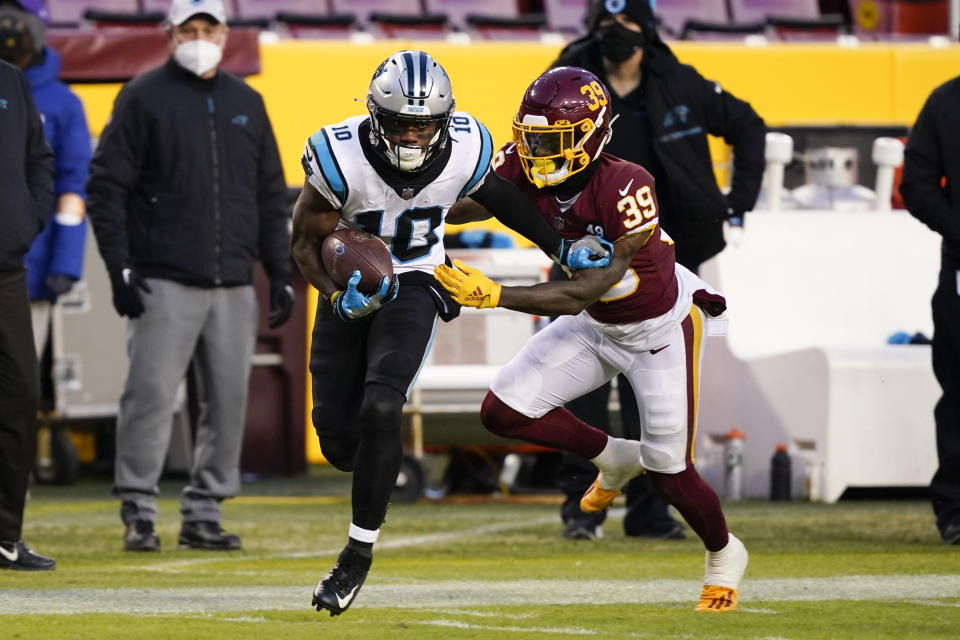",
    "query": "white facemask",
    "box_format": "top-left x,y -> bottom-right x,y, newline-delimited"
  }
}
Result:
173,39 -> 223,77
